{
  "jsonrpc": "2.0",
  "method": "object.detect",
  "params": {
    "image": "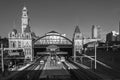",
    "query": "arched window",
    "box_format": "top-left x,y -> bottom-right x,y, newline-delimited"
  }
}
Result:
10,41 -> 13,48
13,42 -> 15,48
26,34 -> 29,39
